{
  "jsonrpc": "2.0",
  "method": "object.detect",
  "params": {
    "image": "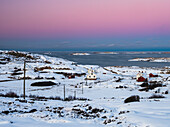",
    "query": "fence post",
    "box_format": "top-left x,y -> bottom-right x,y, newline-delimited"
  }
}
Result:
74,90 -> 76,99
82,83 -> 83,94
64,84 -> 65,100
